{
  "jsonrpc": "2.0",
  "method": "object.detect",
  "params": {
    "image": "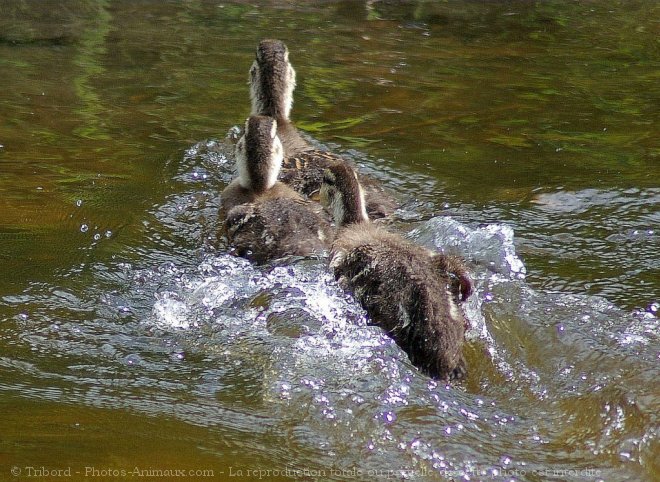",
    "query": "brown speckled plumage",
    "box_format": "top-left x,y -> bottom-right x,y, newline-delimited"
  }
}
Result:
249,39 -> 309,156
249,39 -> 397,219
220,116 -> 332,264
281,149 -> 397,220
321,163 -> 473,380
